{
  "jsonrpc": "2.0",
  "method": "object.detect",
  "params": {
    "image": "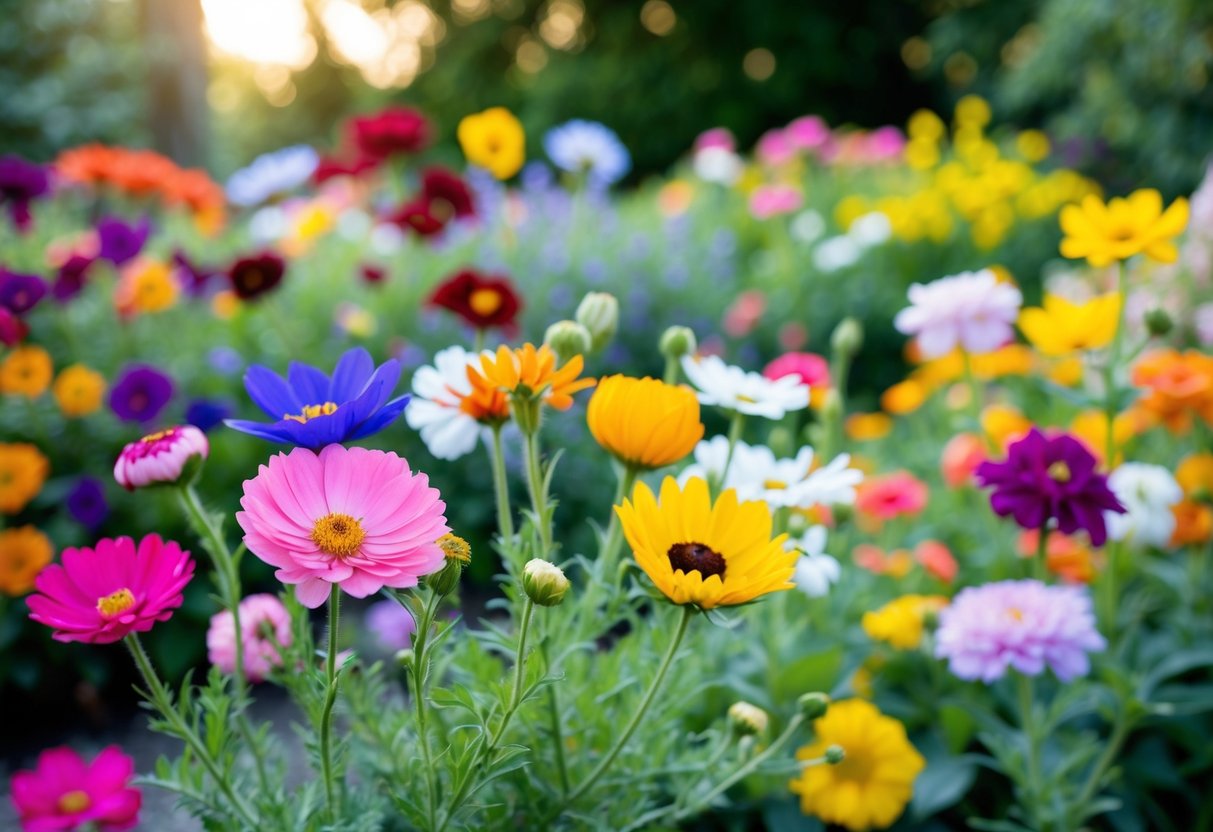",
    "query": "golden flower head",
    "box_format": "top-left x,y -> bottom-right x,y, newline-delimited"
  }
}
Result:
1019,292 -> 1120,357
0,346 -> 53,398
115,258 -> 179,316
861,594 -> 948,650
615,476 -> 796,610
587,375 -> 704,470
53,364 -> 107,417
0,525 -> 54,596
1059,189 -> 1189,267
789,699 -> 925,831
0,442 -> 50,514
457,107 -> 526,180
